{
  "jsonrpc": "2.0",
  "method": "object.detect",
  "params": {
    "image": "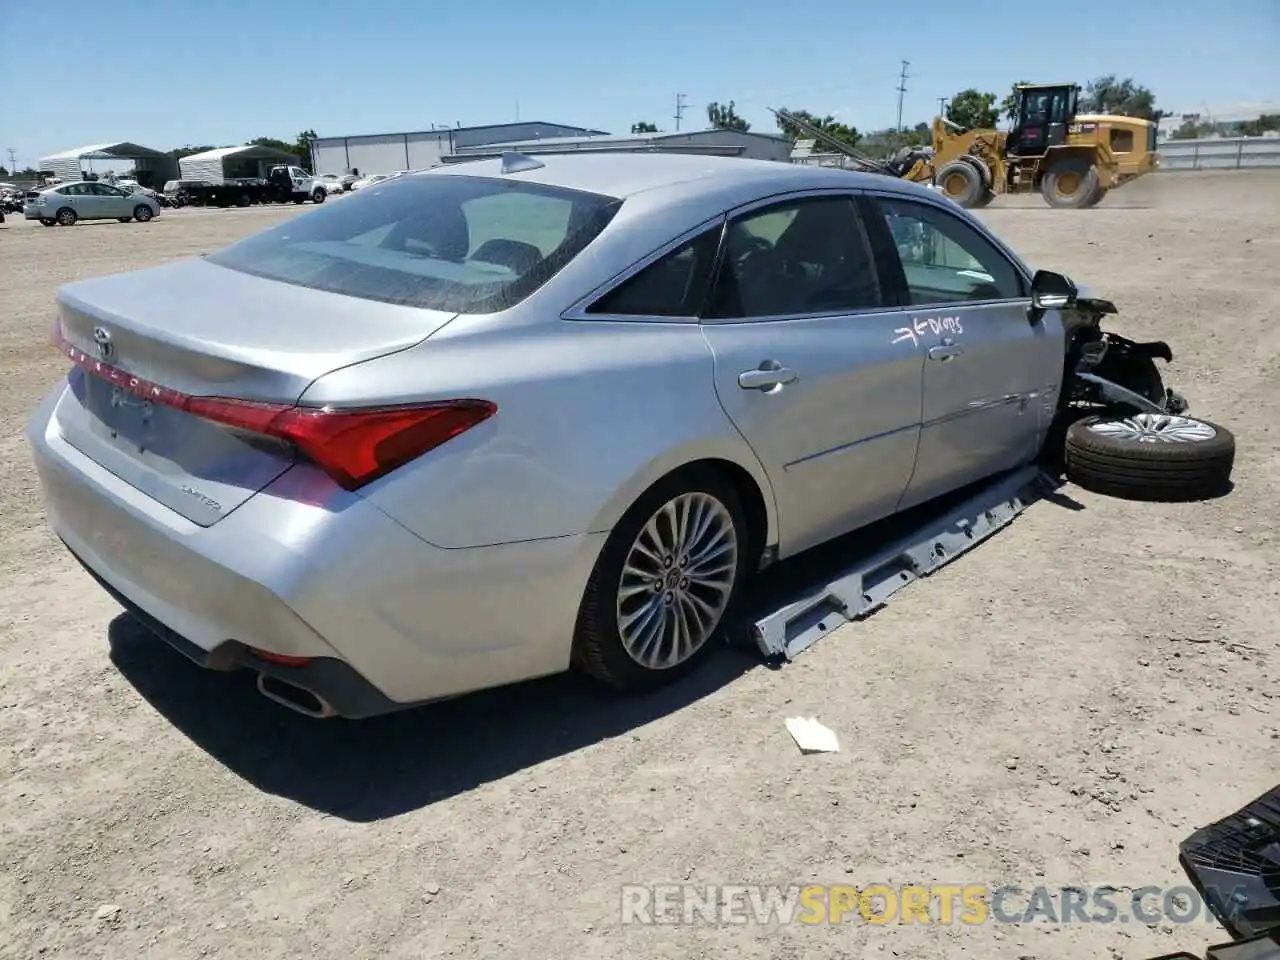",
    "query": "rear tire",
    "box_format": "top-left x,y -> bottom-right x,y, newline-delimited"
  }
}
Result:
1040,157 -> 1101,209
1064,414 -> 1235,502
936,161 -> 985,207
572,468 -> 752,692
55,207 -> 77,226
